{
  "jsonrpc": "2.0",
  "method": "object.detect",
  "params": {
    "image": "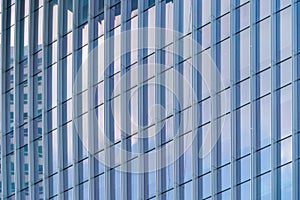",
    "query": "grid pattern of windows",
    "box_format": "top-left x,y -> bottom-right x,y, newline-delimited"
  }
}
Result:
0,0 -> 300,200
